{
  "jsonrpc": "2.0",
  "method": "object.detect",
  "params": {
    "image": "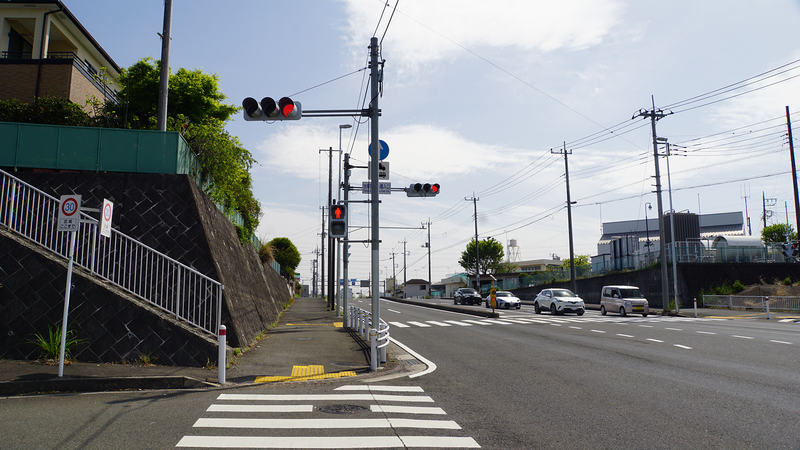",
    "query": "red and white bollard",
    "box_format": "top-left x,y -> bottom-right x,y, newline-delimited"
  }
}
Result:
218,325 -> 226,384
